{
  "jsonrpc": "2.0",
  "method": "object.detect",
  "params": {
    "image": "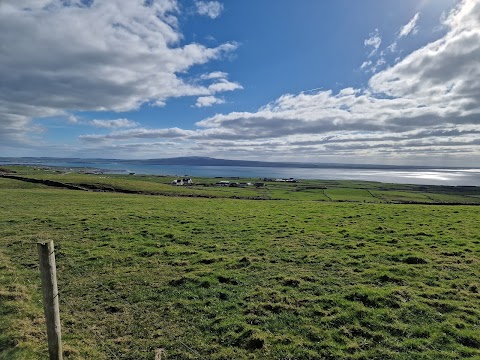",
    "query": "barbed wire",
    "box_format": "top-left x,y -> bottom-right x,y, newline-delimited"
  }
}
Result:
58,296 -> 121,360
57,251 -> 203,359
32,240 -> 339,359
94,279 -> 202,359
54,250 -> 125,359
